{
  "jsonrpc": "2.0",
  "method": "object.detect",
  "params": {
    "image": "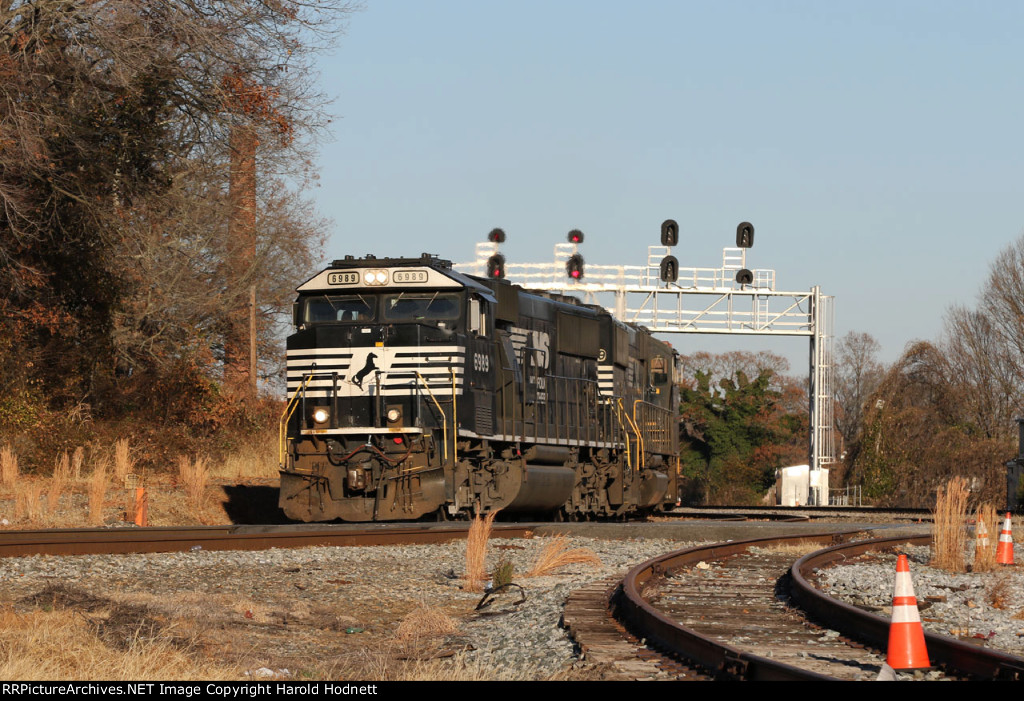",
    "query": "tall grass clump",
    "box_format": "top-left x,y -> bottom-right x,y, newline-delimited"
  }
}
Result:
178,456 -> 209,512
973,502 -> 998,572
47,452 -> 71,515
114,438 -> 134,487
464,511 -> 498,593
70,446 -> 84,481
932,476 -> 969,572
14,481 -> 43,524
1,444 -> 18,490
526,535 -> 601,577
215,429 -> 280,481
88,460 -> 108,526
